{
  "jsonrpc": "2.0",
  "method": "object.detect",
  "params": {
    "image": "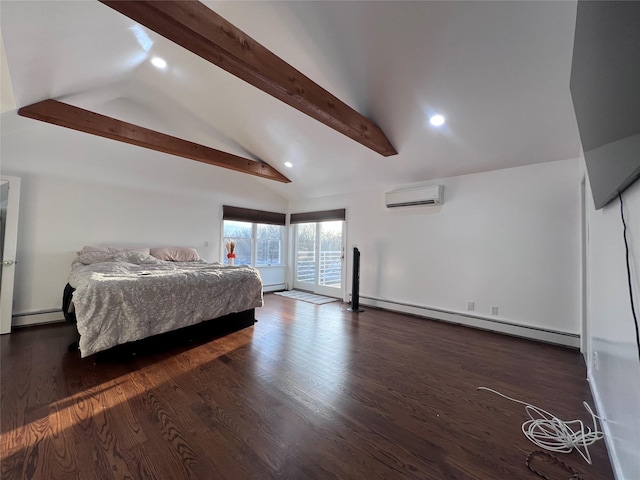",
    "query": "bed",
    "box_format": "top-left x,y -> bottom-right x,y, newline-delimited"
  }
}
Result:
62,247 -> 263,358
